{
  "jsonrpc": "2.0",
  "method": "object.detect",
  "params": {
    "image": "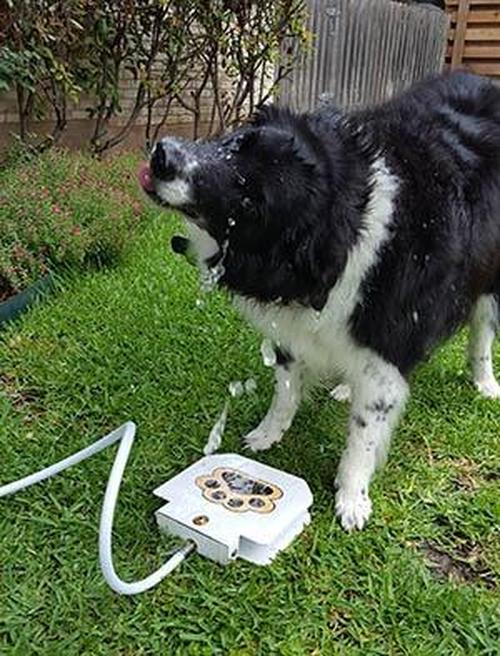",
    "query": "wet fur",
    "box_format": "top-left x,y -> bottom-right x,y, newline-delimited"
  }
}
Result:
149,71 -> 500,530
